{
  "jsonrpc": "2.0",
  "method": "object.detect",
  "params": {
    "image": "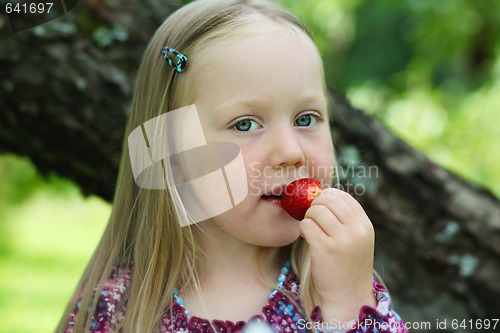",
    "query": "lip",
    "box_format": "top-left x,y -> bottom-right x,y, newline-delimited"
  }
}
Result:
263,183 -> 289,196
261,195 -> 283,207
